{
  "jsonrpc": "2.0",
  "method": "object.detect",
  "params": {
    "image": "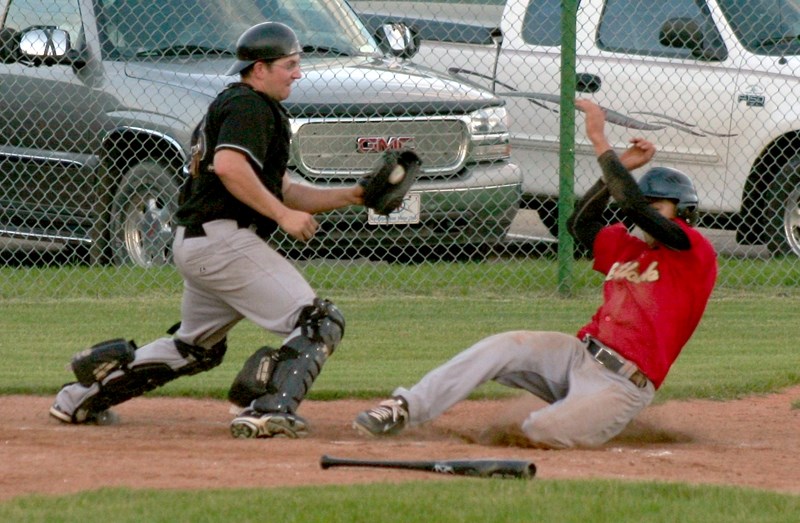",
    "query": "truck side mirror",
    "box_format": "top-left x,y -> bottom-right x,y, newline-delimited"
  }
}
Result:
490,27 -> 503,46
18,26 -> 82,66
376,23 -> 420,59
